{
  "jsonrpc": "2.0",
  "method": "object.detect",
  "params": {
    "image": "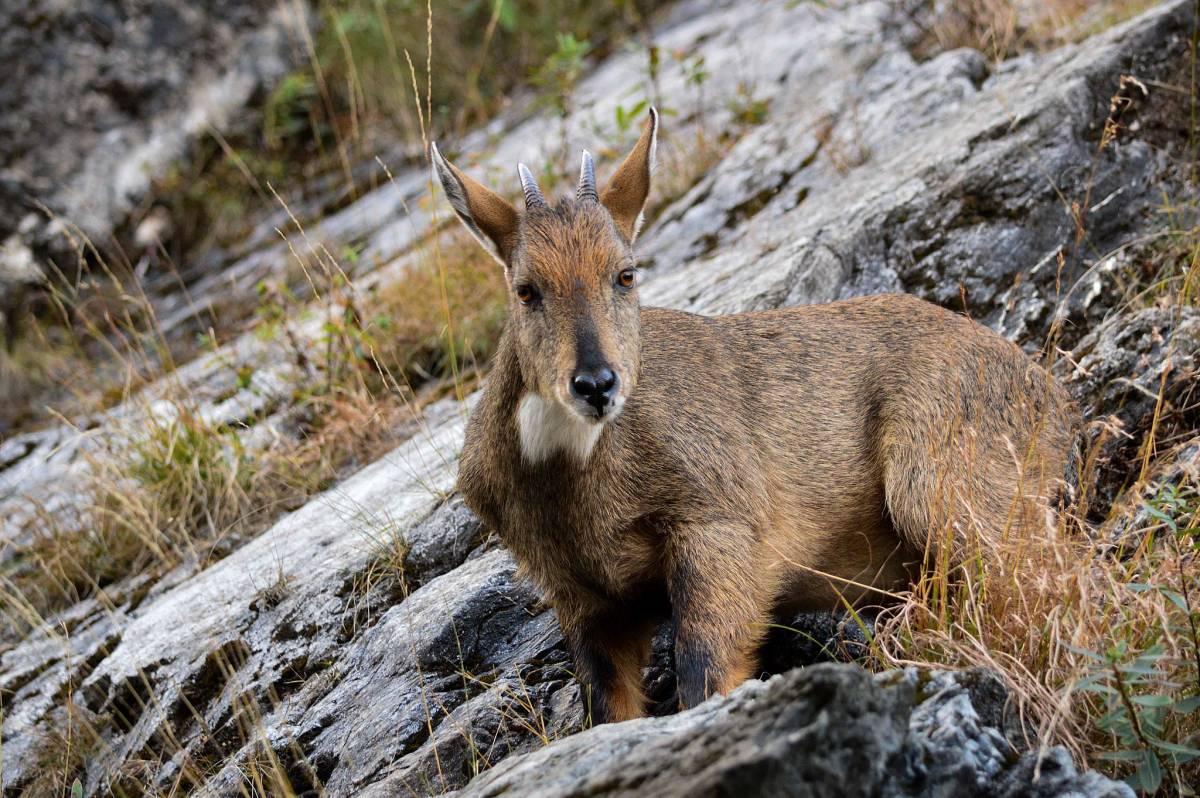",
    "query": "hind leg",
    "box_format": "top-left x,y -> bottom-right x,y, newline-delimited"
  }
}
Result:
883,428 -> 1063,567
